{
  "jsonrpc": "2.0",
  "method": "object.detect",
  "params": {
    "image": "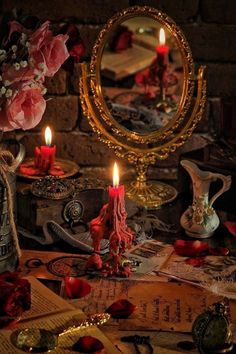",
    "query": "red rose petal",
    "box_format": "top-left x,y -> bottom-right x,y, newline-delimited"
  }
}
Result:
224,221 -> 236,237
49,169 -> 65,176
19,165 -> 38,176
174,240 -> 208,257
64,277 -> 91,299
72,336 -> 104,353
106,299 -> 136,319
185,257 -> 205,267
209,247 -> 229,256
